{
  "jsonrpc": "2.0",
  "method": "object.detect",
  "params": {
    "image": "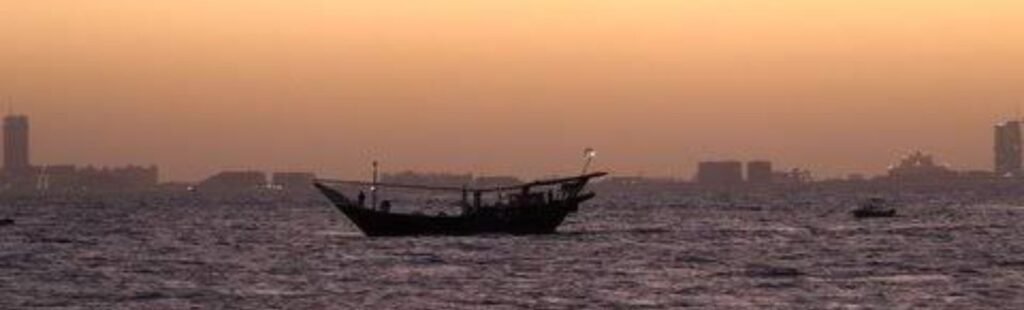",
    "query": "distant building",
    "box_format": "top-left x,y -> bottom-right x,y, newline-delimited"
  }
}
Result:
887,151 -> 957,181
40,165 -> 159,192
3,114 -> 30,173
199,171 -> 267,192
77,165 -> 158,191
41,165 -> 77,189
773,168 -> 813,184
271,172 -> 316,192
696,161 -> 744,186
995,120 -> 1022,177
746,161 -> 773,184
2,114 -> 36,191
0,114 -> 158,193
